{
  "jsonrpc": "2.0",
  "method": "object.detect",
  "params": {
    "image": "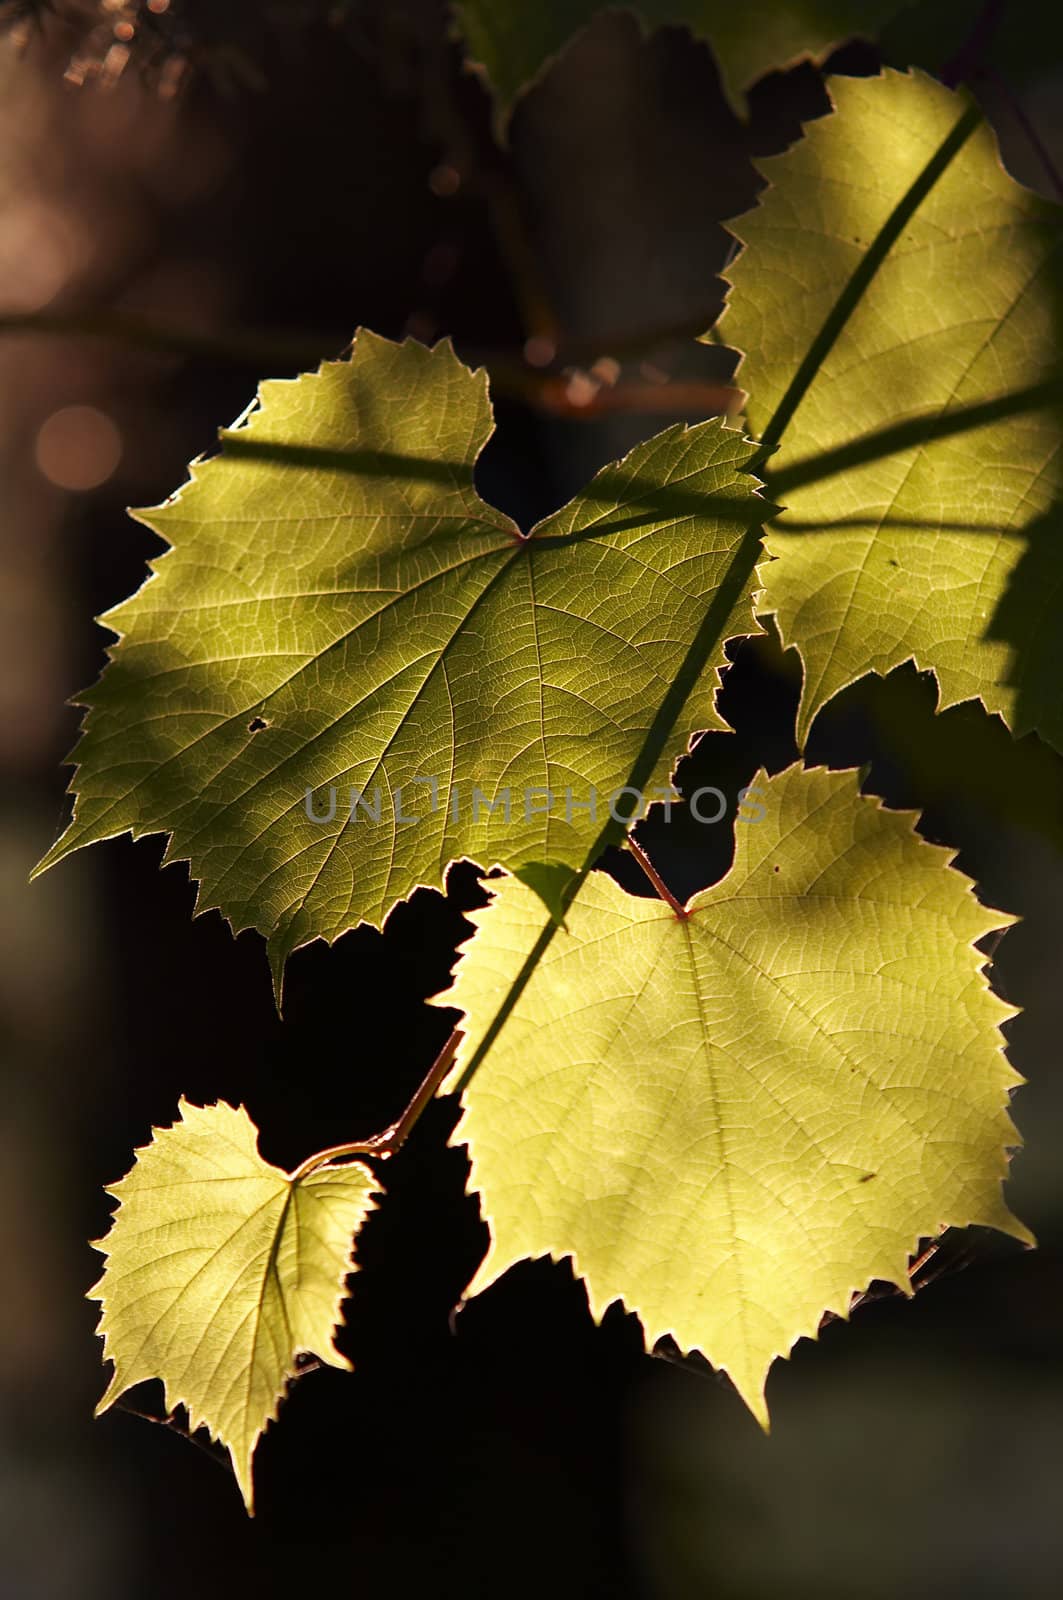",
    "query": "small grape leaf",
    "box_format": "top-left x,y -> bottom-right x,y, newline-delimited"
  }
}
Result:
453,1 -> 900,127
34,331 -> 765,995
436,763 -> 1030,1421
91,1100 -> 378,1512
721,70 -> 1063,748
